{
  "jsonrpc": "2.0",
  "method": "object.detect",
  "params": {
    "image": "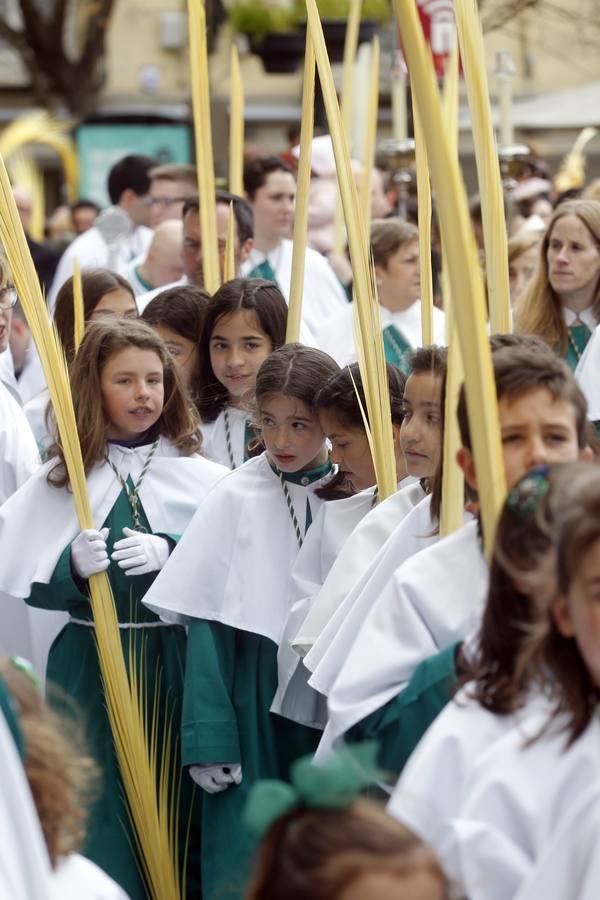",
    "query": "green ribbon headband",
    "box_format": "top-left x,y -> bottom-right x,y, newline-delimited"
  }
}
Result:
243,742 -> 383,837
